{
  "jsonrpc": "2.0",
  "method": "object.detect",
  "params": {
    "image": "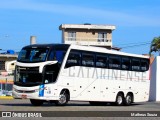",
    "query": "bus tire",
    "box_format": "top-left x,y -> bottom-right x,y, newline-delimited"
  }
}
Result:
124,93 -> 133,106
30,99 -> 44,106
115,93 -> 124,106
55,91 -> 69,106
